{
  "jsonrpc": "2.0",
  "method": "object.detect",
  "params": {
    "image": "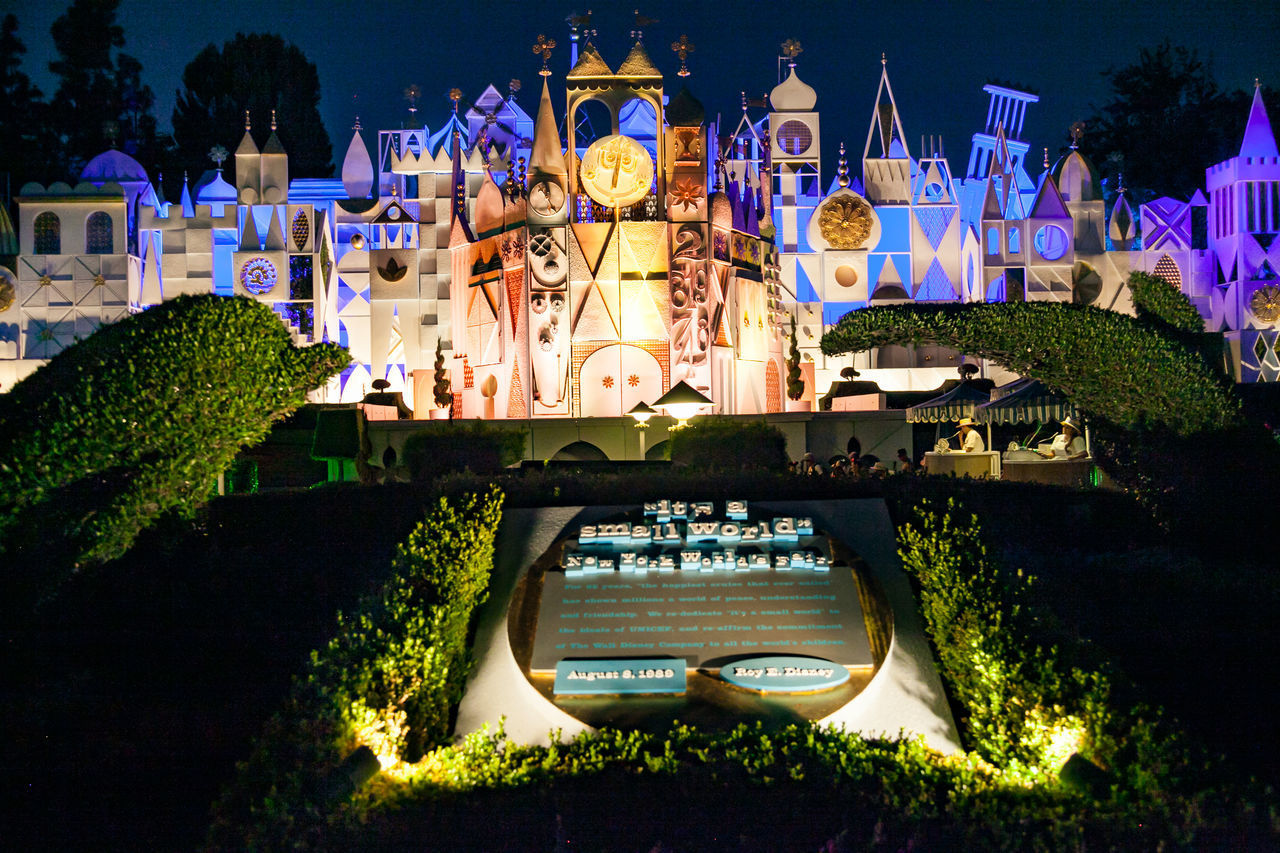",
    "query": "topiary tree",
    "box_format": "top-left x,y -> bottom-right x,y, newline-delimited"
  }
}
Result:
786,315 -> 804,401
432,339 -> 452,409
0,294 -> 348,610
820,301 -> 1240,435
1127,269 -> 1206,334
